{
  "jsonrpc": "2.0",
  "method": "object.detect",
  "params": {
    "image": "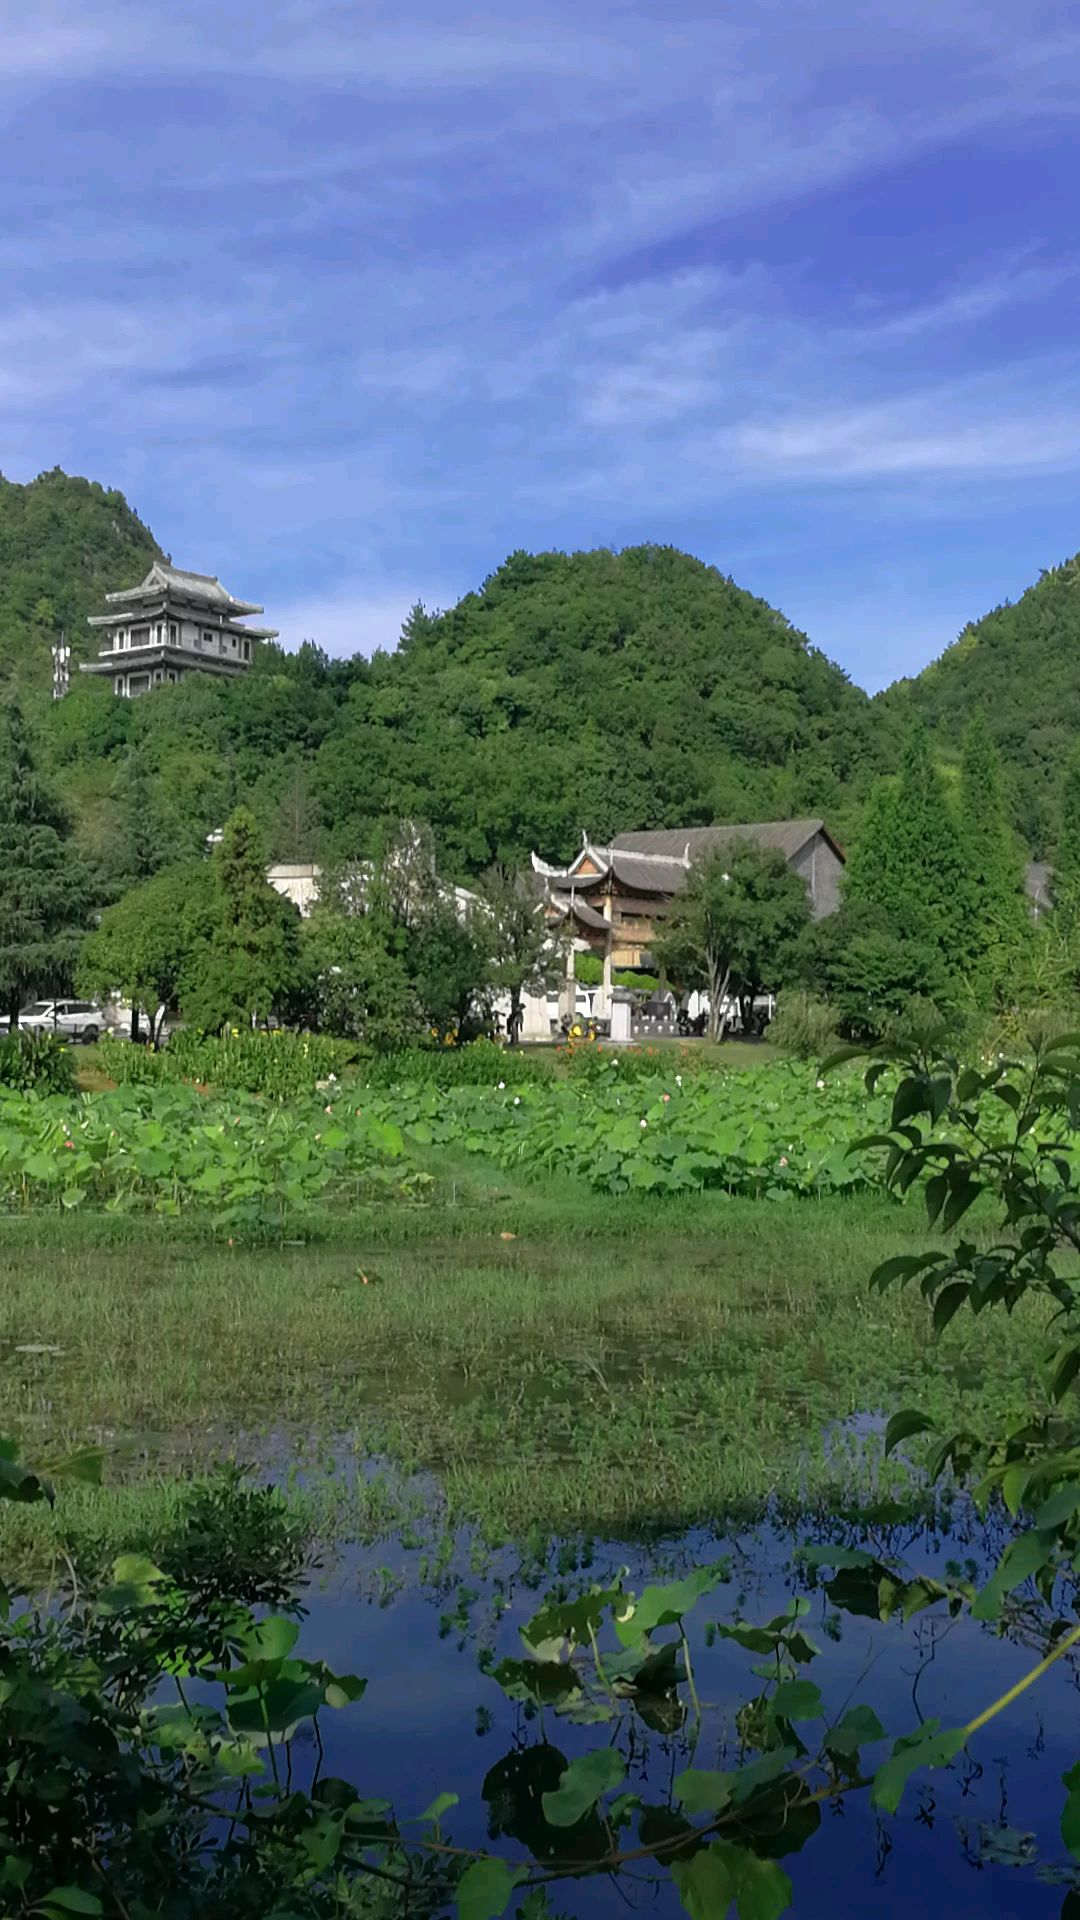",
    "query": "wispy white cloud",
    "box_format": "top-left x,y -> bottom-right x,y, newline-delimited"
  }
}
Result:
841,260 -> 1080,344
0,9 -> 127,80
733,396 -> 1080,480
